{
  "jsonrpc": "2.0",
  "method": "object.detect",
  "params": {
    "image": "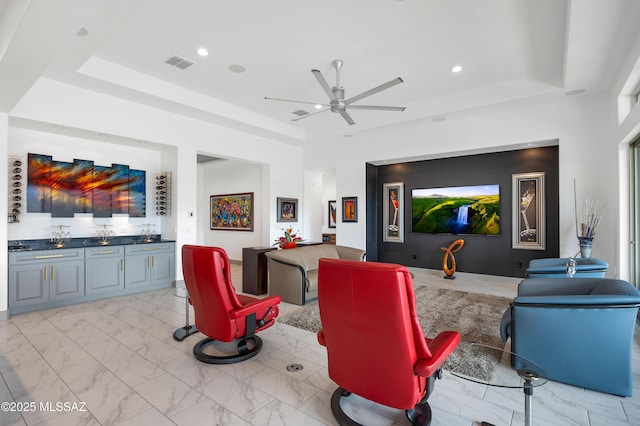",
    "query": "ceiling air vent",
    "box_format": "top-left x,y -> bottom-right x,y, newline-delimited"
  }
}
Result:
292,110 -> 309,117
165,55 -> 194,69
